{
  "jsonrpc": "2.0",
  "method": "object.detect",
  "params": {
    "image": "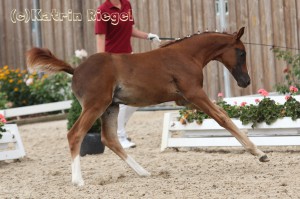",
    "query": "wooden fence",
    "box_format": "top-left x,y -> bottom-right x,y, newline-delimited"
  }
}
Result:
1,0 -> 299,98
